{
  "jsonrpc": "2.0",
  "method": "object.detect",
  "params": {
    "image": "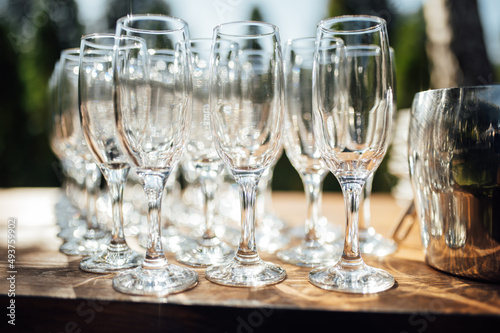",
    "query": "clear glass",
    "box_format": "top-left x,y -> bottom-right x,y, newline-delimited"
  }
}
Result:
278,37 -> 342,267
175,38 -> 234,267
50,51 -> 84,239
205,21 -> 286,287
310,16 -> 395,293
112,14 -> 198,296
48,57 -> 86,235
56,48 -> 110,256
78,34 -> 144,273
